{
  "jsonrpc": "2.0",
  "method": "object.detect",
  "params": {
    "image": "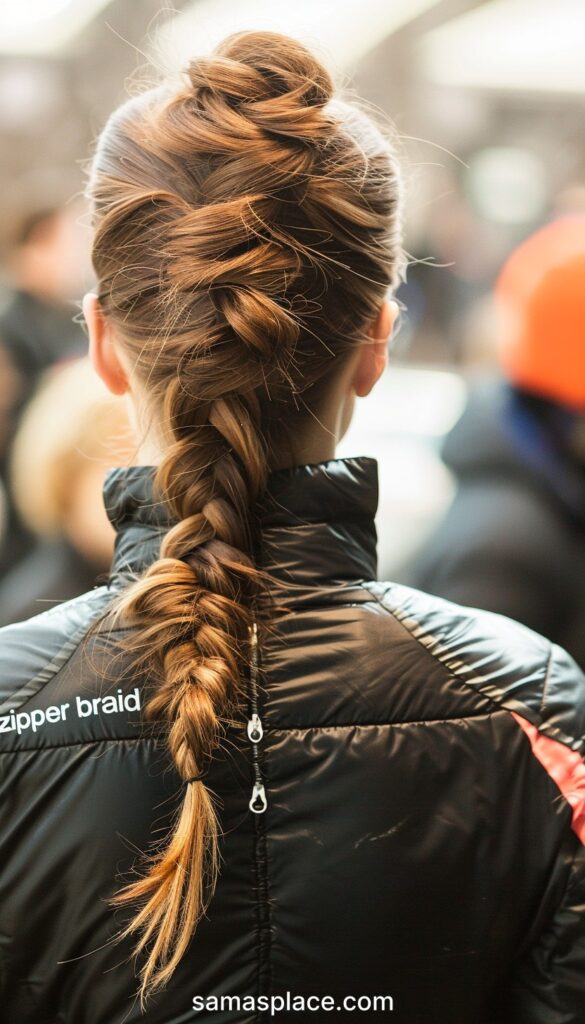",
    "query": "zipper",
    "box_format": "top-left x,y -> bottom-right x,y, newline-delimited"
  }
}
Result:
247,620 -> 271,1018
247,621 -> 267,814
